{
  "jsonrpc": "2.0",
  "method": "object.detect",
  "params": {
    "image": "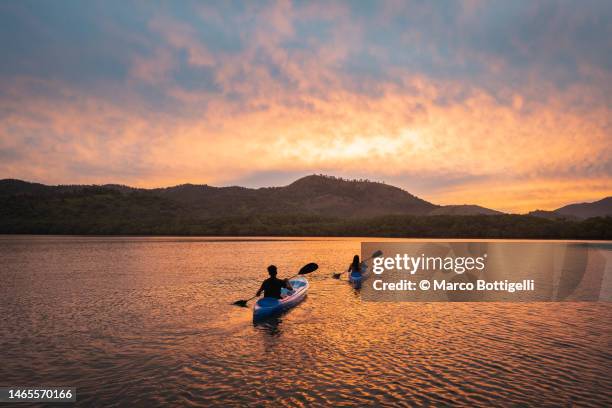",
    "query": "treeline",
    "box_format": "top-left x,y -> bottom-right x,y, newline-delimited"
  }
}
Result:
184,214 -> 612,239
1,195 -> 611,239
1,185 -> 611,238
